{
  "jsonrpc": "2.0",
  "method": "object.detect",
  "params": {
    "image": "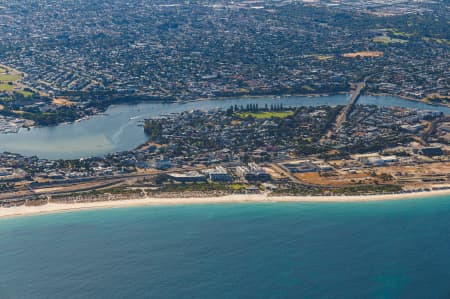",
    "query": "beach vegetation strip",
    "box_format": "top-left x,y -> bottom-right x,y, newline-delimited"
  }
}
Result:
2,190 -> 450,219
